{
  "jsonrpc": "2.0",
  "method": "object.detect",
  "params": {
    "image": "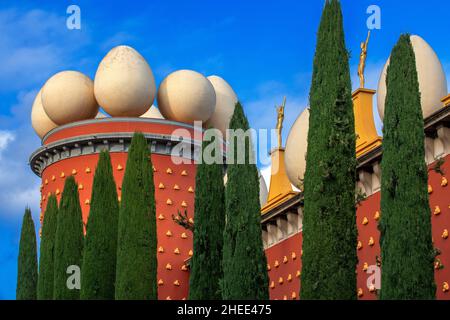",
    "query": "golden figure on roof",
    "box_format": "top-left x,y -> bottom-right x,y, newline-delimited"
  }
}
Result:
276,96 -> 286,149
358,30 -> 371,88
